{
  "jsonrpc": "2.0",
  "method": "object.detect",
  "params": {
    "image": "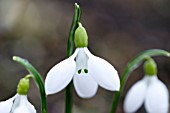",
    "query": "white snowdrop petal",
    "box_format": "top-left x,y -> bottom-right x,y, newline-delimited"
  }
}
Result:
13,95 -> 36,113
26,99 -> 36,113
13,106 -> 31,113
124,80 -> 147,113
145,80 -> 169,113
45,56 -> 76,95
75,48 -> 88,74
73,73 -> 98,98
83,47 -> 94,58
88,55 -> 120,91
0,95 -> 16,113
